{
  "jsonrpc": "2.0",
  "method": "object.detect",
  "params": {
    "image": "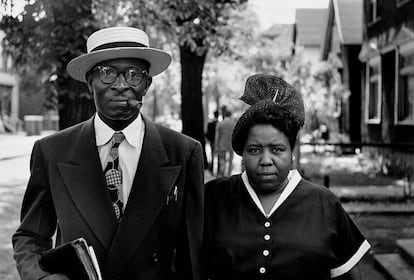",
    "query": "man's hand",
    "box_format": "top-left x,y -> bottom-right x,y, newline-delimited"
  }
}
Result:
41,274 -> 71,280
